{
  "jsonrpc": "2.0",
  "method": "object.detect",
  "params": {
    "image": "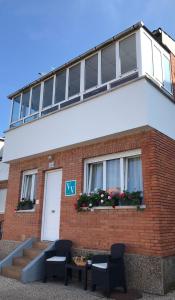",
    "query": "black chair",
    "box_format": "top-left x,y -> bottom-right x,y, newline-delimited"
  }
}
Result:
43,239 -> 72,282
91,243 -> 127,297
